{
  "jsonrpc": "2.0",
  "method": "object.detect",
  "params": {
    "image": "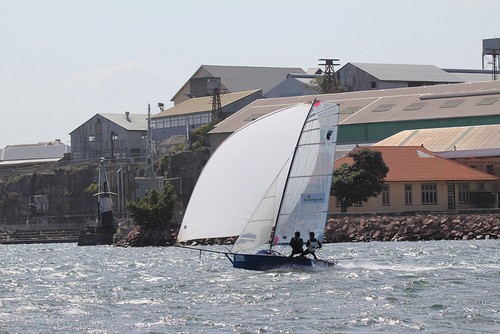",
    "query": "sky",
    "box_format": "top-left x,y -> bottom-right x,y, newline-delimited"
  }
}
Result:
0,0 -> 499,149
